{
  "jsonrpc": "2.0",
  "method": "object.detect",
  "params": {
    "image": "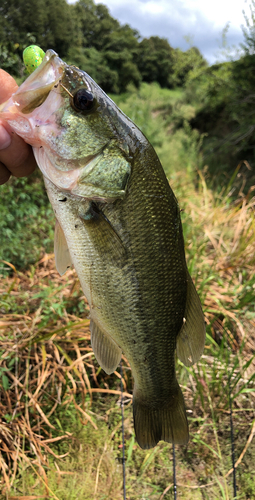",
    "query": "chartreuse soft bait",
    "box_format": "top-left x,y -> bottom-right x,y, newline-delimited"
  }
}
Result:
23,45 -> 45,74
